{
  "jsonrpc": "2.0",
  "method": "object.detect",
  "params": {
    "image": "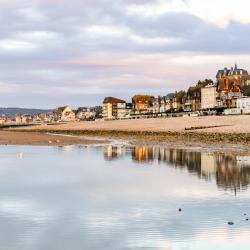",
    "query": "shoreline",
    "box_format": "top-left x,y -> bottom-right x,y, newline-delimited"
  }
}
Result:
11,128 -> 250,144
2,116 -> 250,150
0,131 -> 110,146
2,128 -> 250,152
